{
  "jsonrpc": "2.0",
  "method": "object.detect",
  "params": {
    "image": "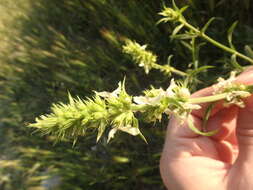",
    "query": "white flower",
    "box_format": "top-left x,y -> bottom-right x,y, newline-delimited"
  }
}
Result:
134,87 -> 166,106
225,90 -> 251,108
213,71 -> 237,94
133,95 -> 164,106
212,71 -> 251,108
178,87 -> 191,98
134,78 -> 200,123
165,79 -> 190,98
165,79 -> 177,97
